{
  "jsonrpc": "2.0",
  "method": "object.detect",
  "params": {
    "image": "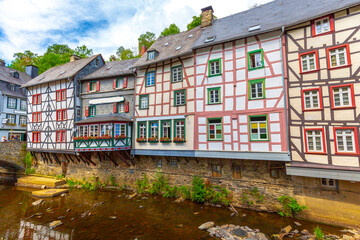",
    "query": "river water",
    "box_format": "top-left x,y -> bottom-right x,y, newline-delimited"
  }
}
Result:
0,184 -> 342,240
